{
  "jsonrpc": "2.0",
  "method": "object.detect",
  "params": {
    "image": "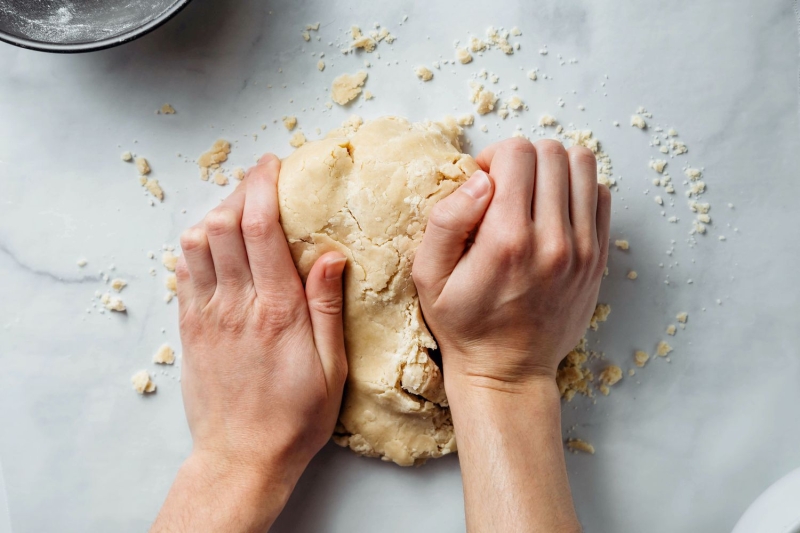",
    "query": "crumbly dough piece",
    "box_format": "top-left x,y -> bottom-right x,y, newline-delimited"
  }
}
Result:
566,438 -> 595,454
469,82 -> 497,115
162,251 -> 178,272
455,47 -> 473,64
634,350 -> 650,367
153,344 -> 175,365
283,116 -> 297,131
589,303 -> 611,330
198,140 -> 231,179
630,115 -> 647,129
165,274 -> 177,293
143,178 -> 164,200
135,157 -> 151,175
111,278 -> 127,292
121,151 -> 132,162
415,66 -> 434,81
539,114 -> 556,127
599,365 -> 623,386
317,60 -> 325,71
614,239 -> 630,250
331,71 -> 368,105
656,341 -> 673,357
456,114 -> 474,126
289,131 -> 307,148
278,116 -> 479,466
160,104 -> 176,115
131,370 -> 156,394
213,172 -> 228,186
676,312 -> 688,323
100,293 -> 126,312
